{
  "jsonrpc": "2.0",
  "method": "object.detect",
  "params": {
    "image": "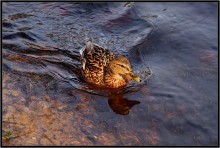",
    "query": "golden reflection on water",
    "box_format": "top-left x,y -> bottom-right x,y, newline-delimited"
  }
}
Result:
108,93 -> 140,115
